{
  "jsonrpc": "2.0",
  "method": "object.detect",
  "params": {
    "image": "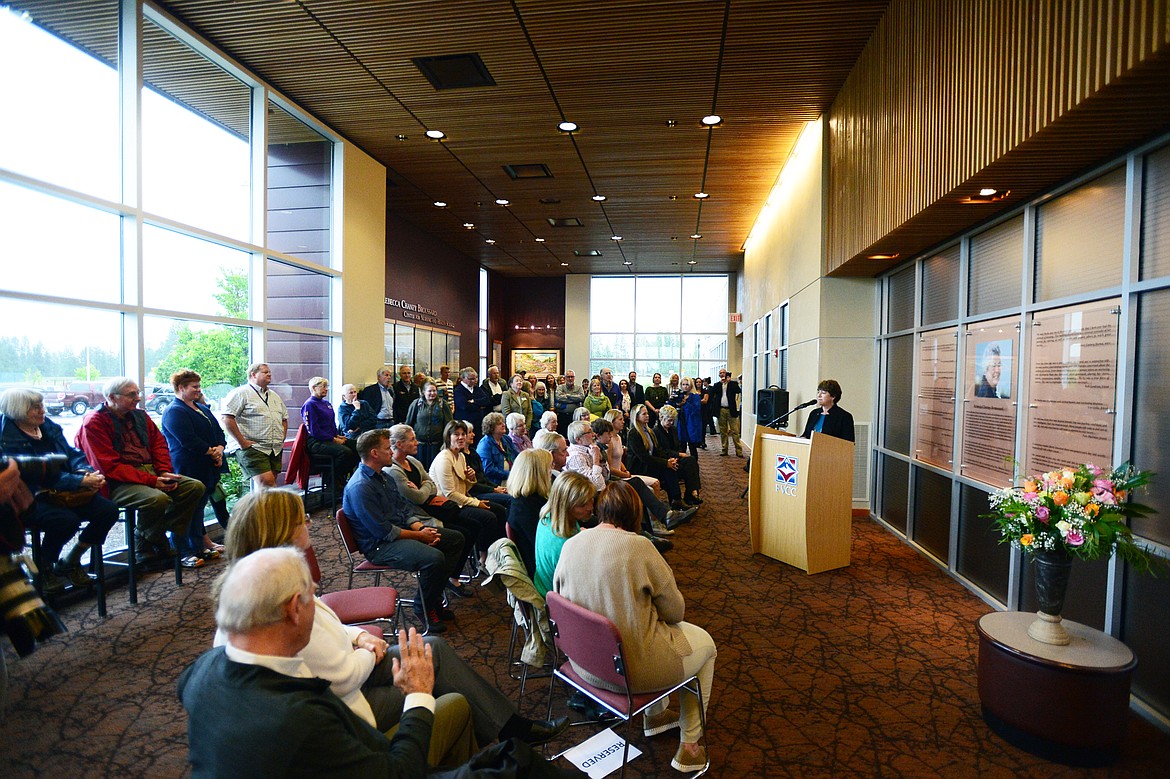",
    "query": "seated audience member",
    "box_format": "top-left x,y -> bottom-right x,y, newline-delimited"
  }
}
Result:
76,377 -> 205,568
539,410 -> 558,434
533,471 -> 594,598
161,370 -> 229,562
504,448 -> 553,576
357,367 -> 397,429
593,417 -> 693,535
0,388 -> 118,593
222,363 -> 289,491
644,373 -> 668,425
215,490 -> 566,753
483,365 -> 506,413
800,379 -> 855,443
499,375 -> 533,430
462,423 -> 513,510
563,420 -> 608,491
301,377 -> 358,489
531,381 -> 548,421
405,381 -> 453,468
571,407 -> 590,424
343,430 -> 465,633
392,366 -> 420,426
476,412 -> 518,486
669,377 -> 704,458
654,405 -> 702,506
505,412 -> 533,453
554,481 -> 717,774
338,383 -> 378,440
452,367 -> 489,433
627,404 -> 687,509
532,430 -> 569,476
181,547 -> 568,776
582,379 -> 612,421
429,420 -> 507,568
